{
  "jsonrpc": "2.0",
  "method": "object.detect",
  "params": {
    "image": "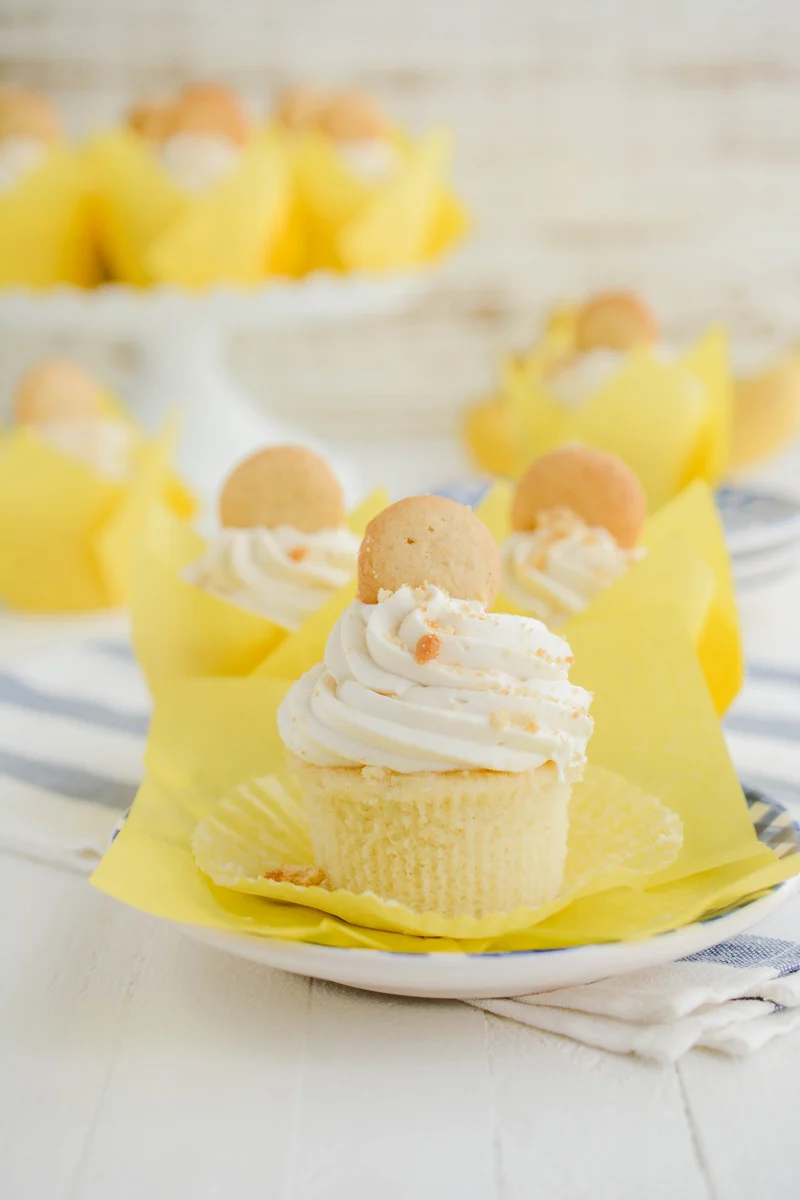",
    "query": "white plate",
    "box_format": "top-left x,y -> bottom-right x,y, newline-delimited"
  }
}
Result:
167,788 -> 800,1000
